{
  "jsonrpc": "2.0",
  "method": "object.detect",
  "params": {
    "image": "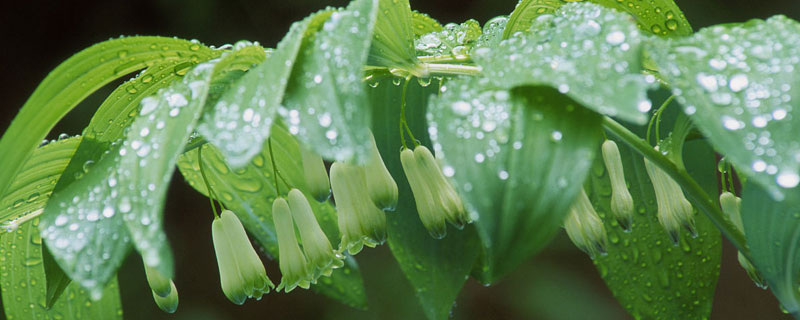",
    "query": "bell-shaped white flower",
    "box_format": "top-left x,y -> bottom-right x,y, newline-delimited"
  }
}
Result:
287,188 -> 344,278
644,156 -> 697,244
564,188 -> 608,259
720,191 -> 767,289
601,140 -> 634,231
212,210 -> 274,304
400,145 -> 468,239
273,197 -> 313,292
301,146 -> 331,202
364,131 -> 398,211
329,162 -> 387,254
